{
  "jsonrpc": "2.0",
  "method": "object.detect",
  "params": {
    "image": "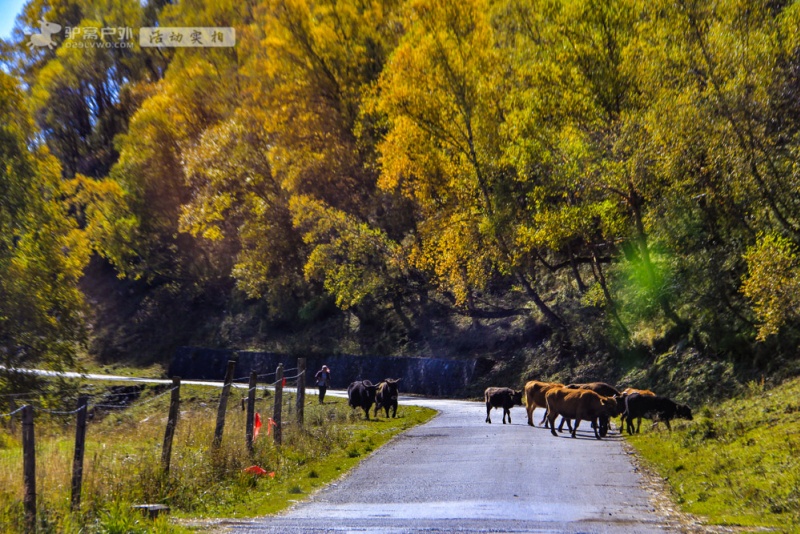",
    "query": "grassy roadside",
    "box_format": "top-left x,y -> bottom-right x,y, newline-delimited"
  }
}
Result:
0,383 -> 436,533
626,377 -> 800,530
